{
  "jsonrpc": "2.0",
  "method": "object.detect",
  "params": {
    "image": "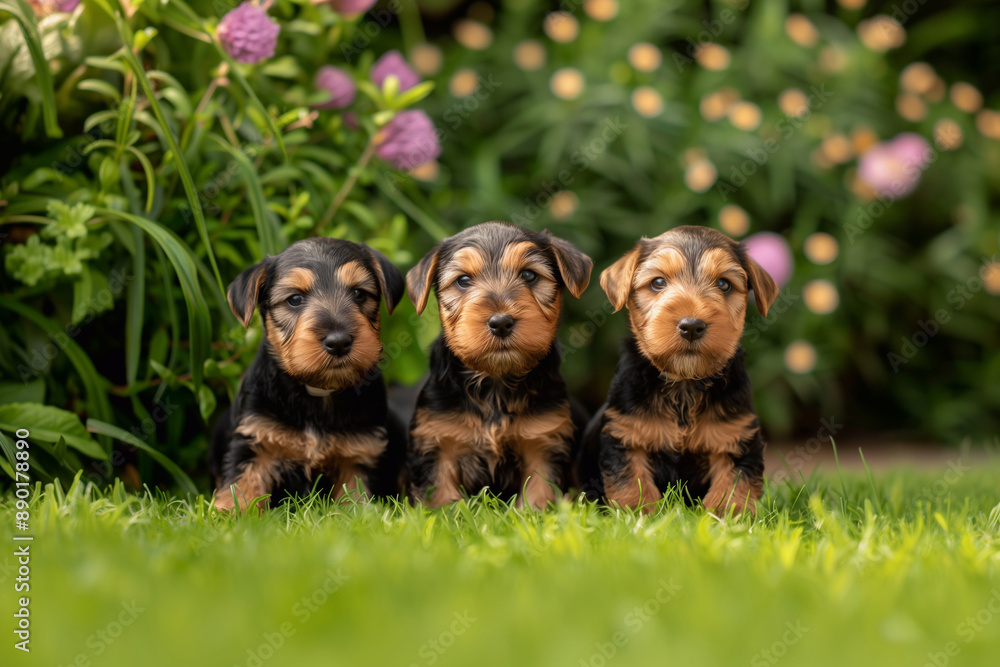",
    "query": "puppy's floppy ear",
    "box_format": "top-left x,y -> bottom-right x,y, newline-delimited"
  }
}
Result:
227,260 -> 268,328
406,244 -> 441,315
545,233 -> 593,298
364,246 -> 405,315
600,243 -> 643,312
740,251 -> 779,317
